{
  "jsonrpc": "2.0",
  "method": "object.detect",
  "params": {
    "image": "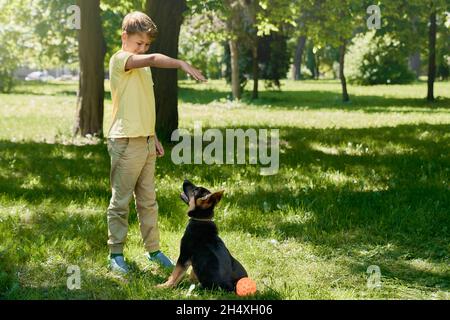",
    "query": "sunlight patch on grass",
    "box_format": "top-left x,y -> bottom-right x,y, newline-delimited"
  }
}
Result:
310,141 -> 416,157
